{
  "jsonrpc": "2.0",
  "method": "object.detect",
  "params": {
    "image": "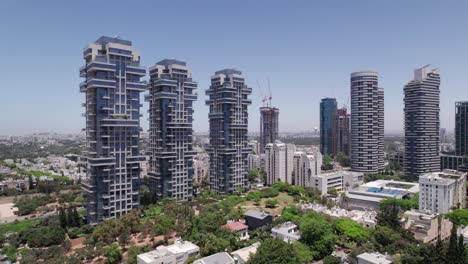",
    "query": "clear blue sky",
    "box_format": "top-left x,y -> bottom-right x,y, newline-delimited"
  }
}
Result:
1,0 -> 467,135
